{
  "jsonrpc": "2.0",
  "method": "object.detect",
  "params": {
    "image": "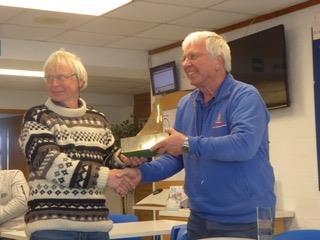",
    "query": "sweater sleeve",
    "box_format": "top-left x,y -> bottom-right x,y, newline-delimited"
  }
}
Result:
0,170 -> 29,224
19,107 -> 108,190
